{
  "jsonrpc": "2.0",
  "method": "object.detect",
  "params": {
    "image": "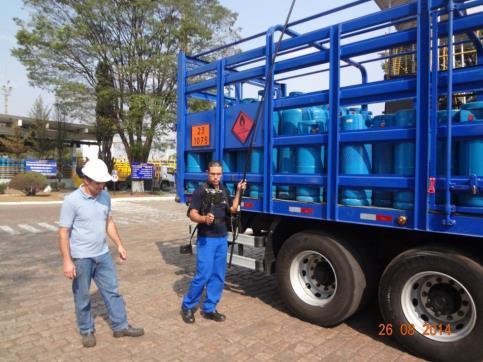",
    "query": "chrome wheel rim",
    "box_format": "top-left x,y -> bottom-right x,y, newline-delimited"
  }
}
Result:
289,251 -> 337,306
401,271 -> 476,342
